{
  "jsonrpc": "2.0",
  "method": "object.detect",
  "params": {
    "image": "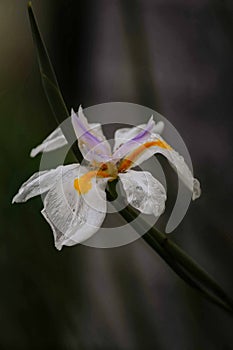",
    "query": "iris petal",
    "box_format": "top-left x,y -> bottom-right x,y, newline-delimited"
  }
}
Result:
71,106 -> 112,163
12,164 -> 77,203
116,130 -> 200,200
30,127 -> 68,157
42,165 -> 109,250
113,116 -> 164,159
119,170 -> 166,216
